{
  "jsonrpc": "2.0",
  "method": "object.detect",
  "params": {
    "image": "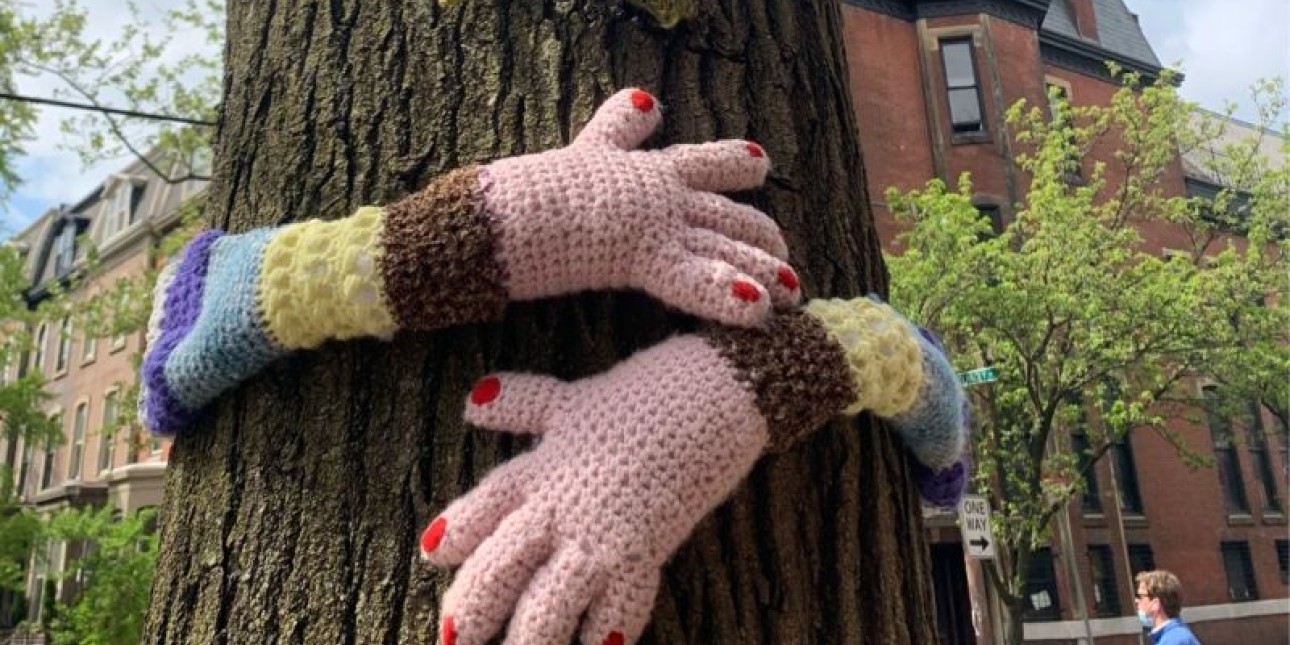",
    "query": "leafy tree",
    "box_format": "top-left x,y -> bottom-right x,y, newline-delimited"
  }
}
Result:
40,506 -> 157,645
886,70 -> 1287,644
